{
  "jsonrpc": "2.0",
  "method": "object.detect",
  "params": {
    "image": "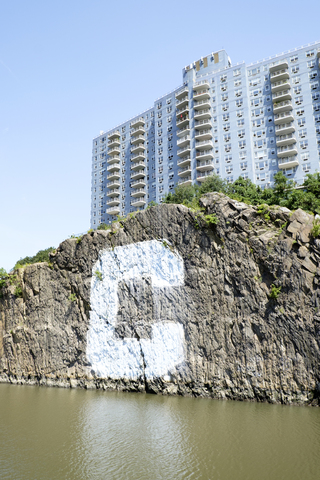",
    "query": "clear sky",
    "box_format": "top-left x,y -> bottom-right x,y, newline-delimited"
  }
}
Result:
0,0 -> 319,271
